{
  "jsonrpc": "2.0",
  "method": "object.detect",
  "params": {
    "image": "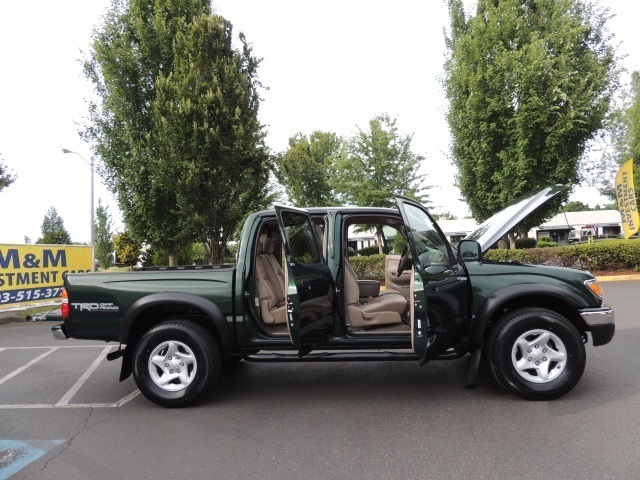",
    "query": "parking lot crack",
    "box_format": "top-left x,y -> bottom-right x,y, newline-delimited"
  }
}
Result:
21,407 -> 95,479
41,374 -> 76,404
